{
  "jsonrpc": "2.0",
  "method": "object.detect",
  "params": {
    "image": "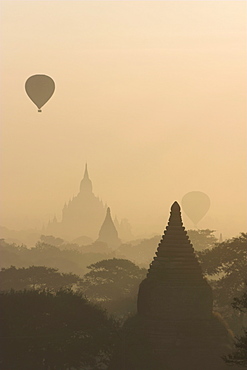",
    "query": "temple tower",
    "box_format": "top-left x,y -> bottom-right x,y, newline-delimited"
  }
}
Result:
116,201 -> 235,370
79,163 -> 93,194
138,201 -> 213,319
46,164 -> 106,240
97,207 -> 121,249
